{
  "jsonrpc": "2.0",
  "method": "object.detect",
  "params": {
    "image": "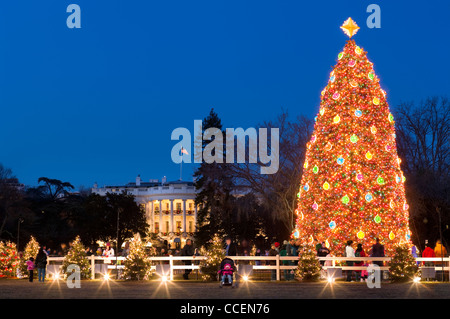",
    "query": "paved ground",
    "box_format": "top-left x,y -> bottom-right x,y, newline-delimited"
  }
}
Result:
1,278 -> 449,299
